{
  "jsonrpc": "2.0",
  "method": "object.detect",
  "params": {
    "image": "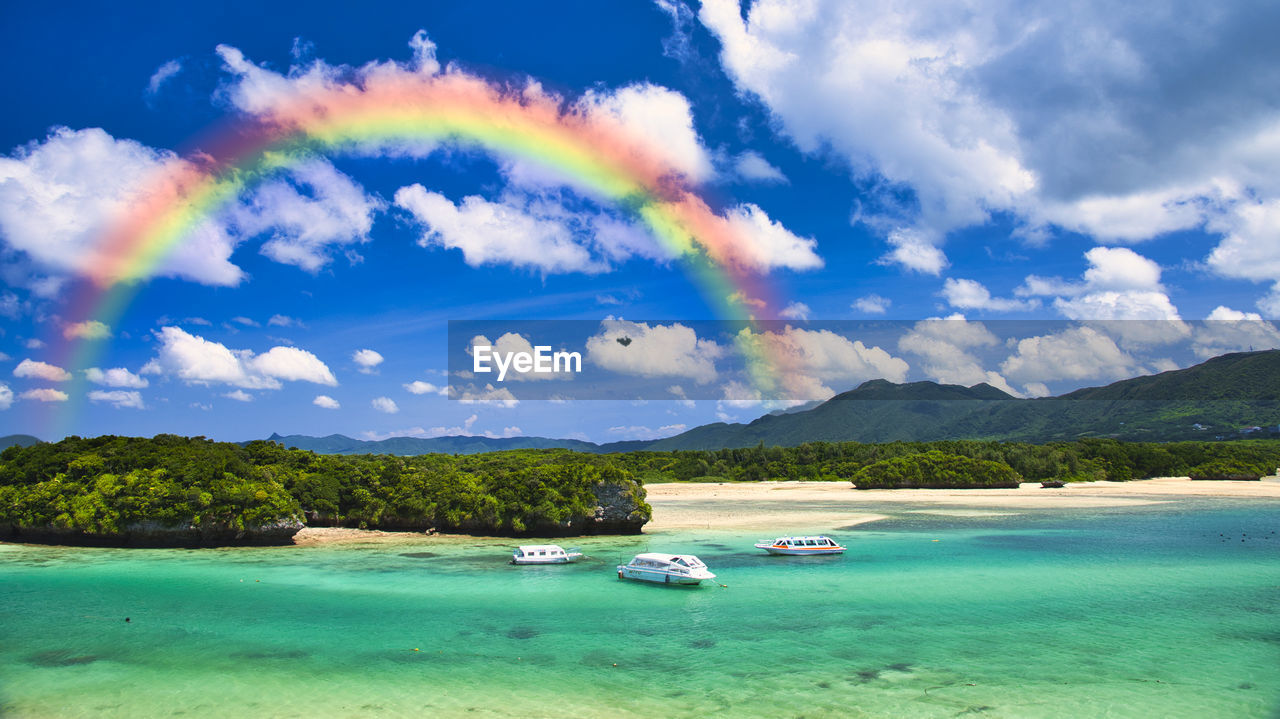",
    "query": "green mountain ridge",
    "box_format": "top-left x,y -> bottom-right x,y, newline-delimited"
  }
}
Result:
259,350 -> 1280,454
